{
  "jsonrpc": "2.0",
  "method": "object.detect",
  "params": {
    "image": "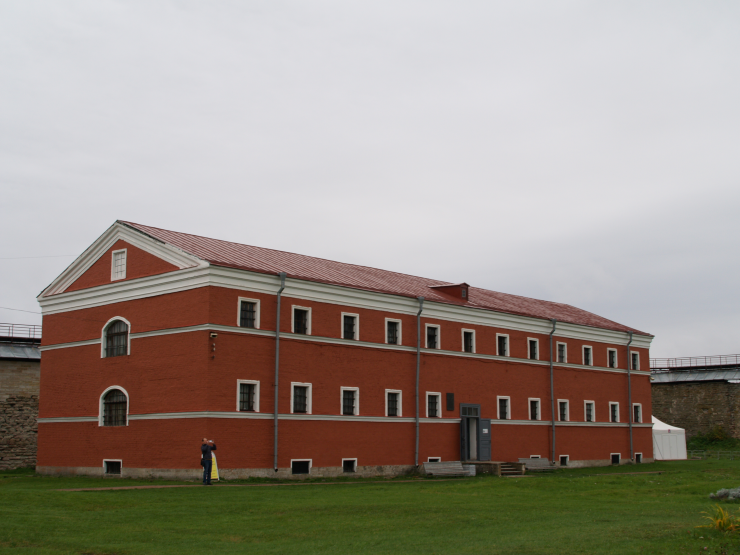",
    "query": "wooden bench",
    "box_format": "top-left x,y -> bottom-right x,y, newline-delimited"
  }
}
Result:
422,461 -> 475,477
518,458 -> 558,472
